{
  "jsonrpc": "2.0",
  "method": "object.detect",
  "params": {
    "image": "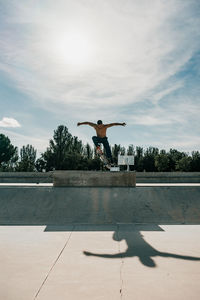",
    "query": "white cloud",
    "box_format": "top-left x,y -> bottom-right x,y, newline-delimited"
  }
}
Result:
150,81 -> 184,105
0,117 -> 21,128
1,0 -> 199,111
124,99 -> 200,127
148,134 -> 200,153
0,0 -> 200,152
